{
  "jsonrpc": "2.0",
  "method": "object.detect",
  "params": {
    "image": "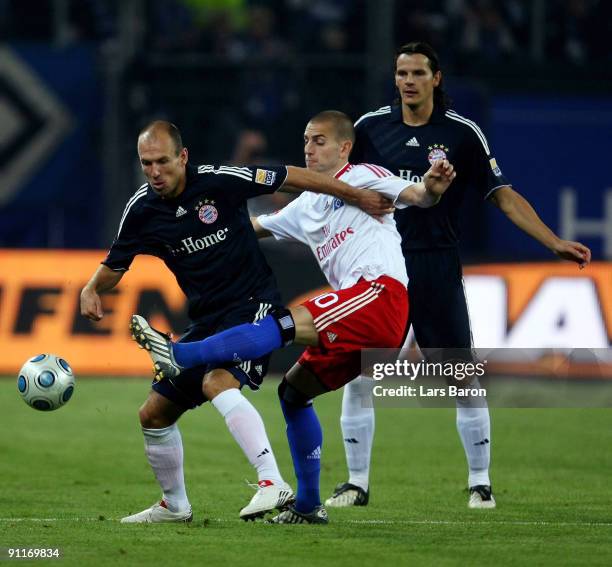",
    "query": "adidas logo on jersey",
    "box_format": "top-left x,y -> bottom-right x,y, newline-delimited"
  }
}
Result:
176,206 -> 188,217
255,364 -> 263,376
326,331 -> 338,343
307,446 -> 321,460
405,137 -> 420,147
